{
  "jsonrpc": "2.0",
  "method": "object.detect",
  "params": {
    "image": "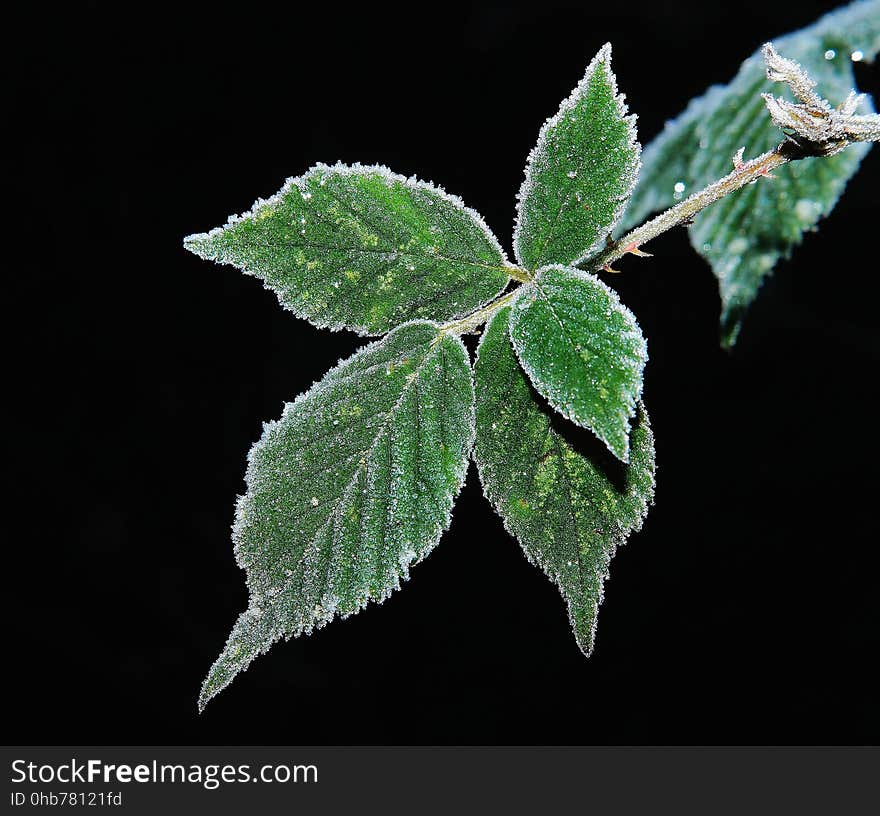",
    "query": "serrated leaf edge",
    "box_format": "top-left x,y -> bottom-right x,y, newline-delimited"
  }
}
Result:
507,265 -> 648,463
512,43 -> 642,271
199,320 -> 475,710
472,307 -> 656,656
183,162 -> 510,337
